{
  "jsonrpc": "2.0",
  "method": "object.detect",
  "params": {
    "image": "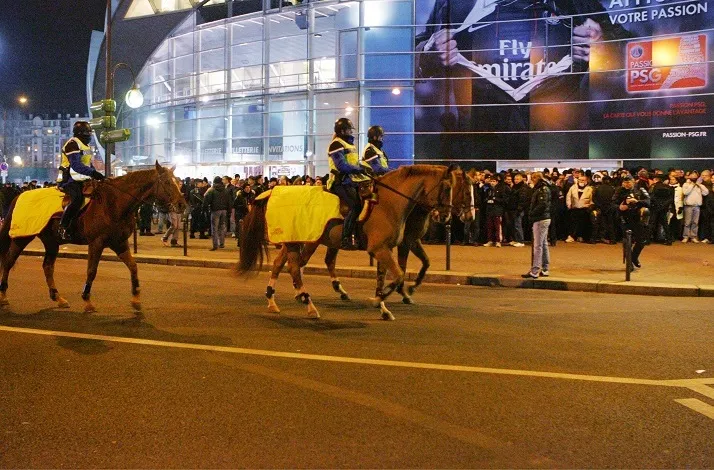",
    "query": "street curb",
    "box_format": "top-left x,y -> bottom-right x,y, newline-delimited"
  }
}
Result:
22,249 -> 703,297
